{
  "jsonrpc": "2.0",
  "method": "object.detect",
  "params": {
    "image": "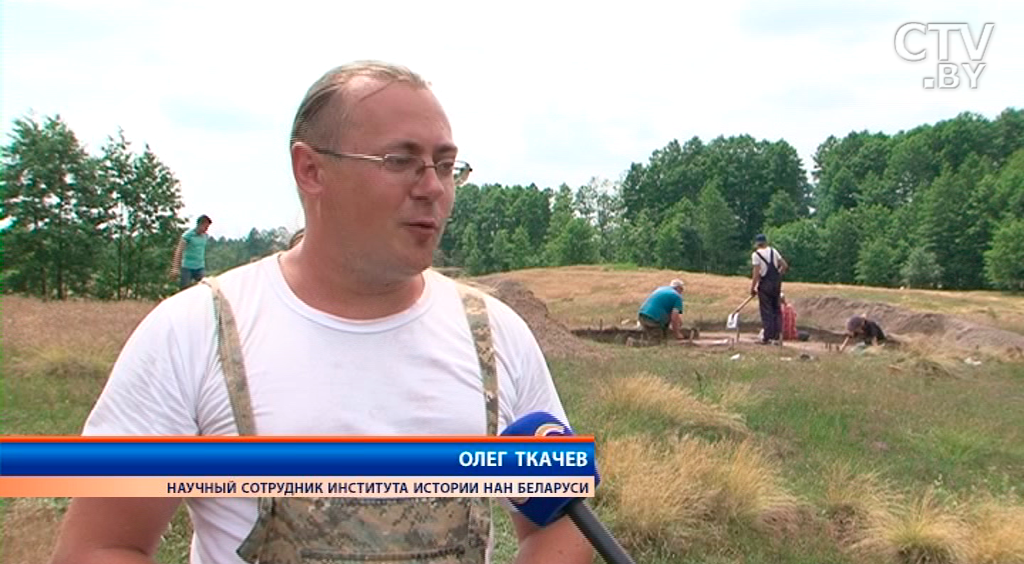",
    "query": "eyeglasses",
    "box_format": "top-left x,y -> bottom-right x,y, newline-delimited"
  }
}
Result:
312,147 -> 473,187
